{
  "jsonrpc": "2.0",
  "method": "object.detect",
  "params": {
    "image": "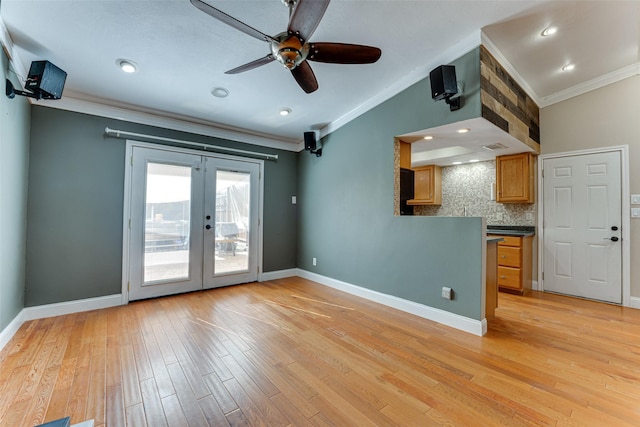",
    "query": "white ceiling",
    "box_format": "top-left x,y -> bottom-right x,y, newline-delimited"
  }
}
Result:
1,1 -> 639,150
